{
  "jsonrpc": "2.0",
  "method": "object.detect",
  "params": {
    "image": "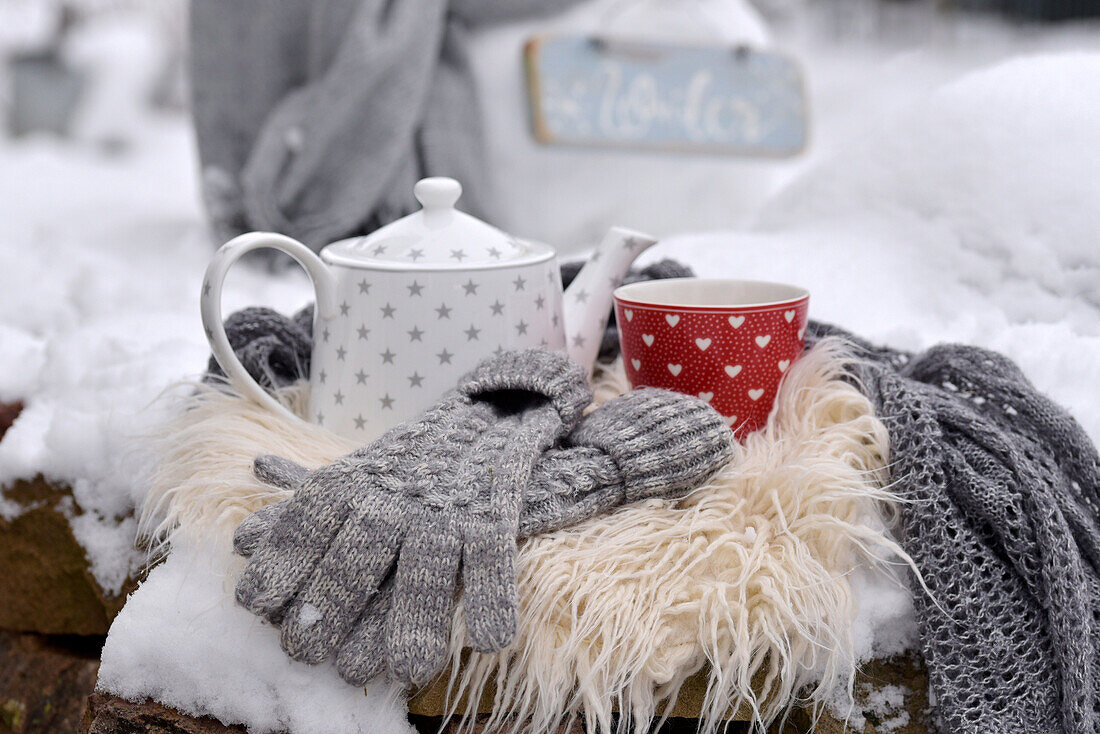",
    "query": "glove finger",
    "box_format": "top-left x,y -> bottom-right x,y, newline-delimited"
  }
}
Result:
253,454 -> 310,490
386,514 -> 462,687
233,499 -> 289,557
335,579 -> 395,686
279,502 -> 404,664
462,525 -> 518,653
234,473 -> 355,619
